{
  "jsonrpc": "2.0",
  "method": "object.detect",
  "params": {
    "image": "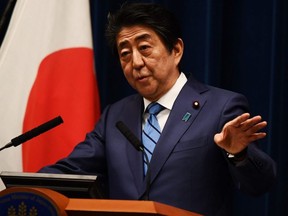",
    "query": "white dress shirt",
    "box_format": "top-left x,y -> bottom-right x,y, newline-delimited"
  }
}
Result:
143,72 -> 187,131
